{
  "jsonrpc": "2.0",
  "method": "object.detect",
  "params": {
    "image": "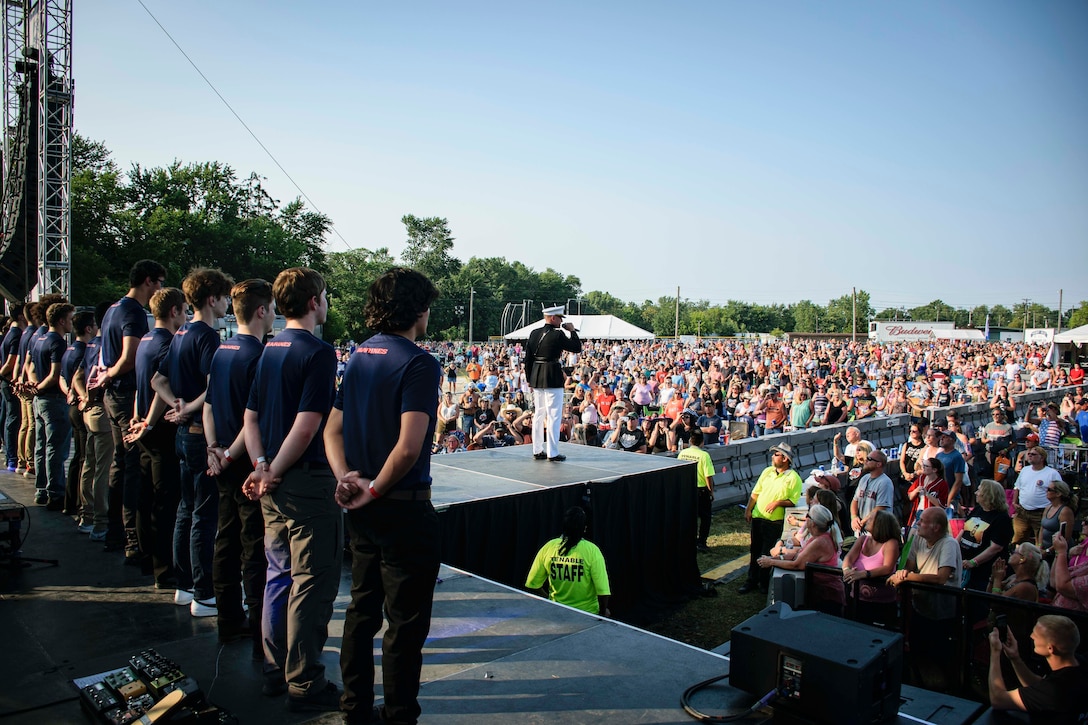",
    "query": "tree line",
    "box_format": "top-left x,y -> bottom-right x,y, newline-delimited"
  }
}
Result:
71,135 -> 1087,341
